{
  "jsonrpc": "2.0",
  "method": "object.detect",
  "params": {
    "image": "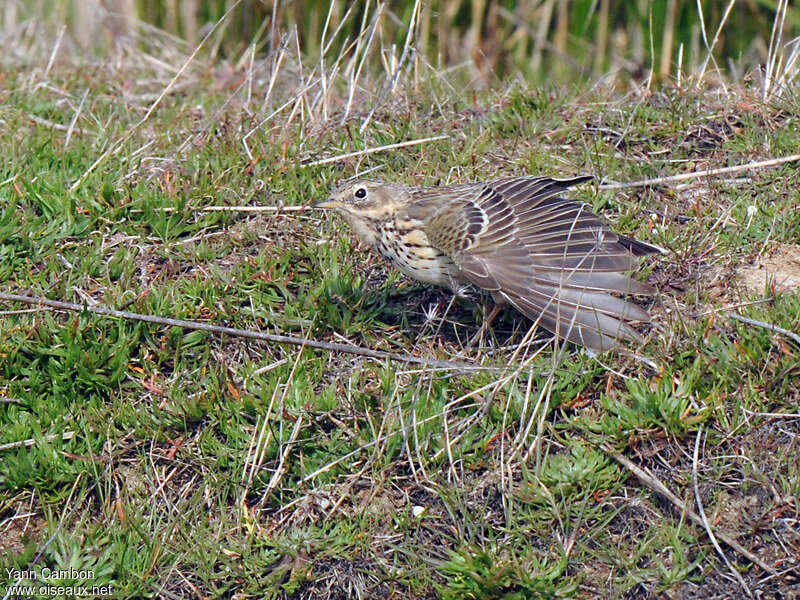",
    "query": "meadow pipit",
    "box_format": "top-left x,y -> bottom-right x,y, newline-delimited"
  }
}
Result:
314,176 -> 663,352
